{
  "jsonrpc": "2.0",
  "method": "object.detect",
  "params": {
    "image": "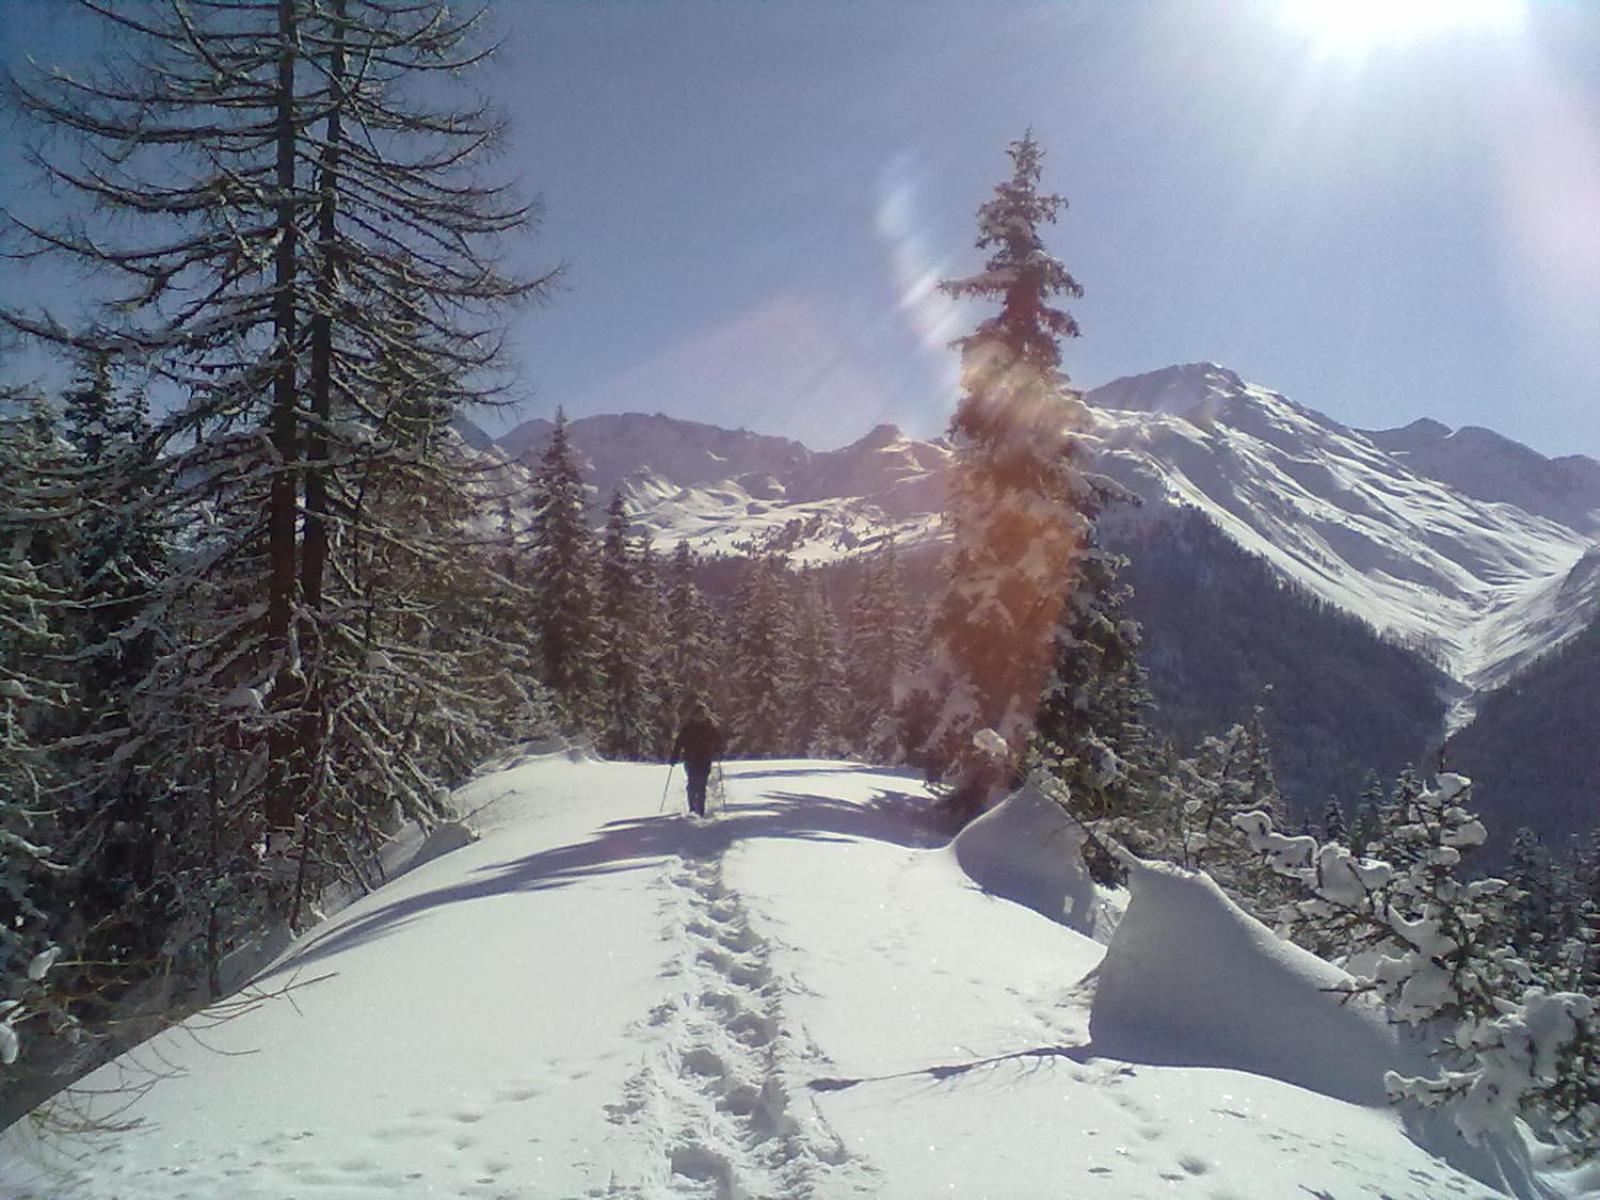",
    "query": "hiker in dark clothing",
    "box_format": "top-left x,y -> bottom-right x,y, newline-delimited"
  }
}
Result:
670,701 -> 724,817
